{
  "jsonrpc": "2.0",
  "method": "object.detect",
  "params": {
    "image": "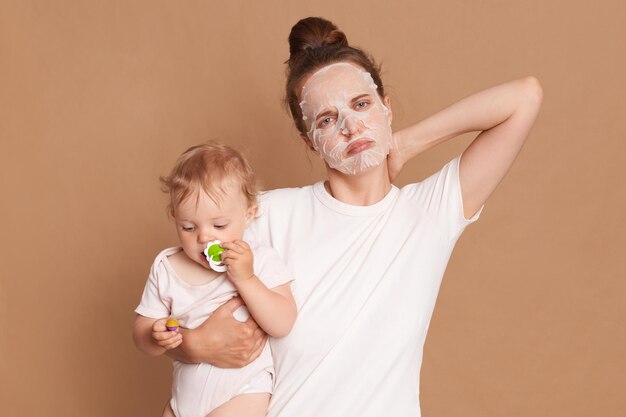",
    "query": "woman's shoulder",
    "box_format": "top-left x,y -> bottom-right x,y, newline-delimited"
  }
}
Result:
258,183 -> 318,206
399,157 -> 460,196
398,156 -> 481,240
247,183 -> 319,243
